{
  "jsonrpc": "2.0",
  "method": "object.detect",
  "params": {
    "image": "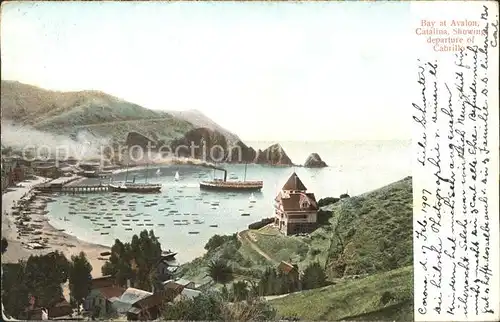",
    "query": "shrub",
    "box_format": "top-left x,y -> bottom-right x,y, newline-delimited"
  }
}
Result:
248,218 -> 274,230
317,210 -> 333,225
205,234 -> 239,252
317,197 -> 340,207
